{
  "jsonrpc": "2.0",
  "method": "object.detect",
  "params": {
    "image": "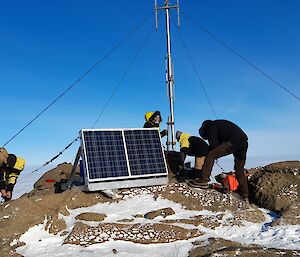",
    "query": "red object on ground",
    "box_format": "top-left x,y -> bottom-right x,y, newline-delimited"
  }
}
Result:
45,179 -> 56,183
222,175 -> 239,191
